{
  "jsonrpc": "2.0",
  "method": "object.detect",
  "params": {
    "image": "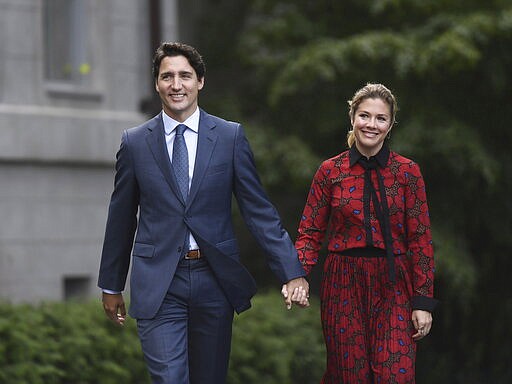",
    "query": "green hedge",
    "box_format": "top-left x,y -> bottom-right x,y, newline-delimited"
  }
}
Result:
229,292 -> 325,384
0,292 -> 324,384
0,299 -> 148,384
